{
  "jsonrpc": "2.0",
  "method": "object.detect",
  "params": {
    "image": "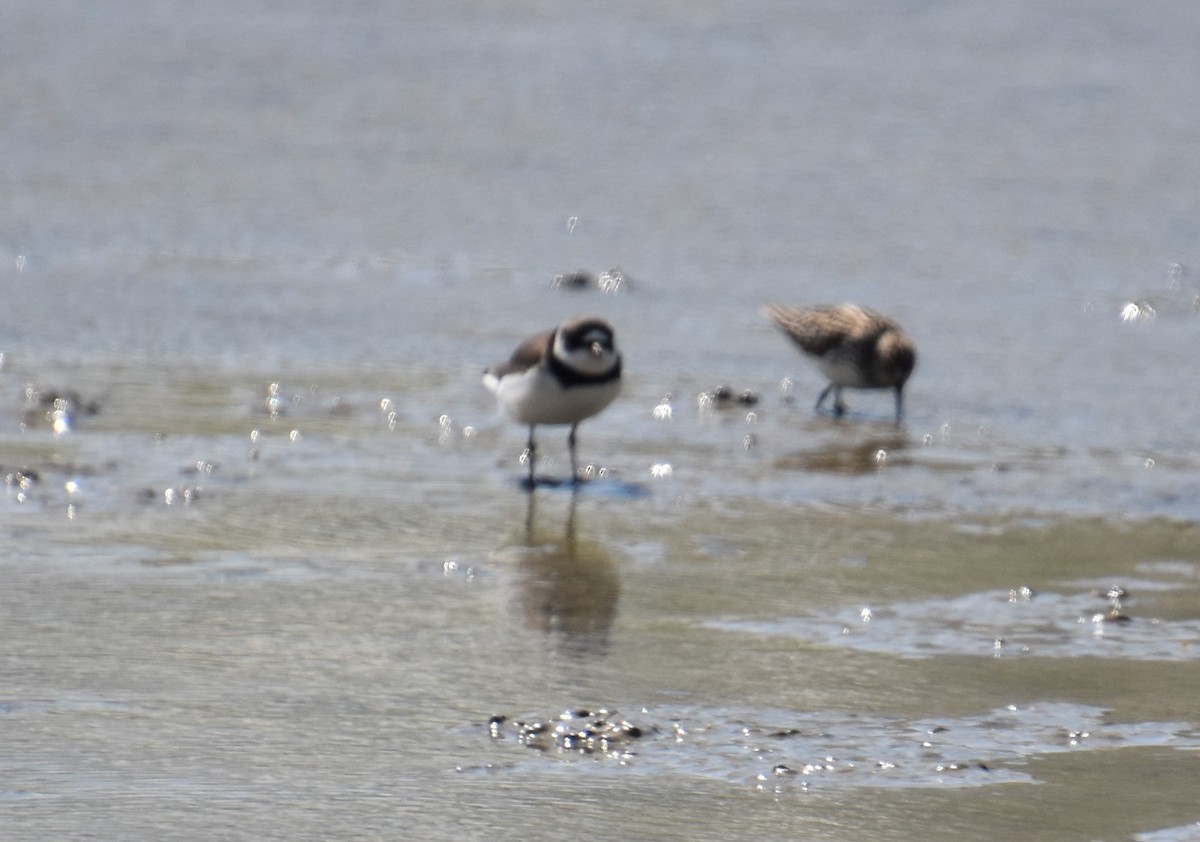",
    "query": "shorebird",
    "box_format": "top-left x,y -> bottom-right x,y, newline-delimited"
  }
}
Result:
483,316 -> 622,486
763,303 -> 916,422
